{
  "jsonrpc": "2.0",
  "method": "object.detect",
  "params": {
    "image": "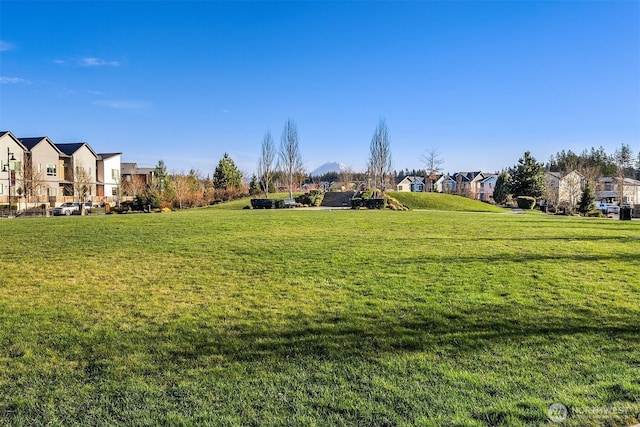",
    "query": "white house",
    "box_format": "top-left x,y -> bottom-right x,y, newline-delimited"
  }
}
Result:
545,170 -> 585,209
97,152 -> 122,205
596,177 -> 640,205
396,176 -> 425,192
0,131 -> 27,207
474,174 -> 498,202
435,174 -> 456,193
